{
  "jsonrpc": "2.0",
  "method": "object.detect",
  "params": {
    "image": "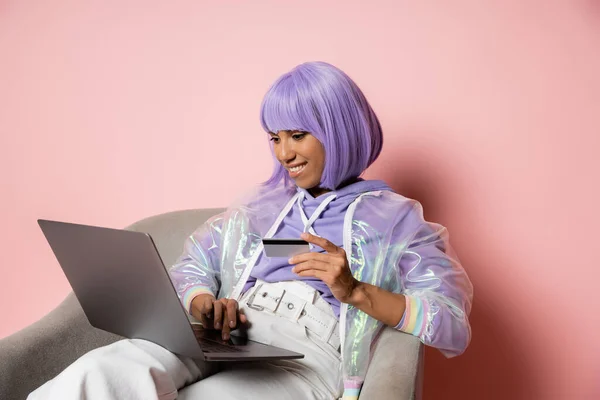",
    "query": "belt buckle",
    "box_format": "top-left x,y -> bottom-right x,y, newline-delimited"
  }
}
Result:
247,303 -> 265,311
246,283 -> 265,311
